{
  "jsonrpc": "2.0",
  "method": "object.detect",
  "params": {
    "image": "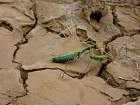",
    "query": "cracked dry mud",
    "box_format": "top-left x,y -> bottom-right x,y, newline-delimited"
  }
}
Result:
0,0 -> 140,105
